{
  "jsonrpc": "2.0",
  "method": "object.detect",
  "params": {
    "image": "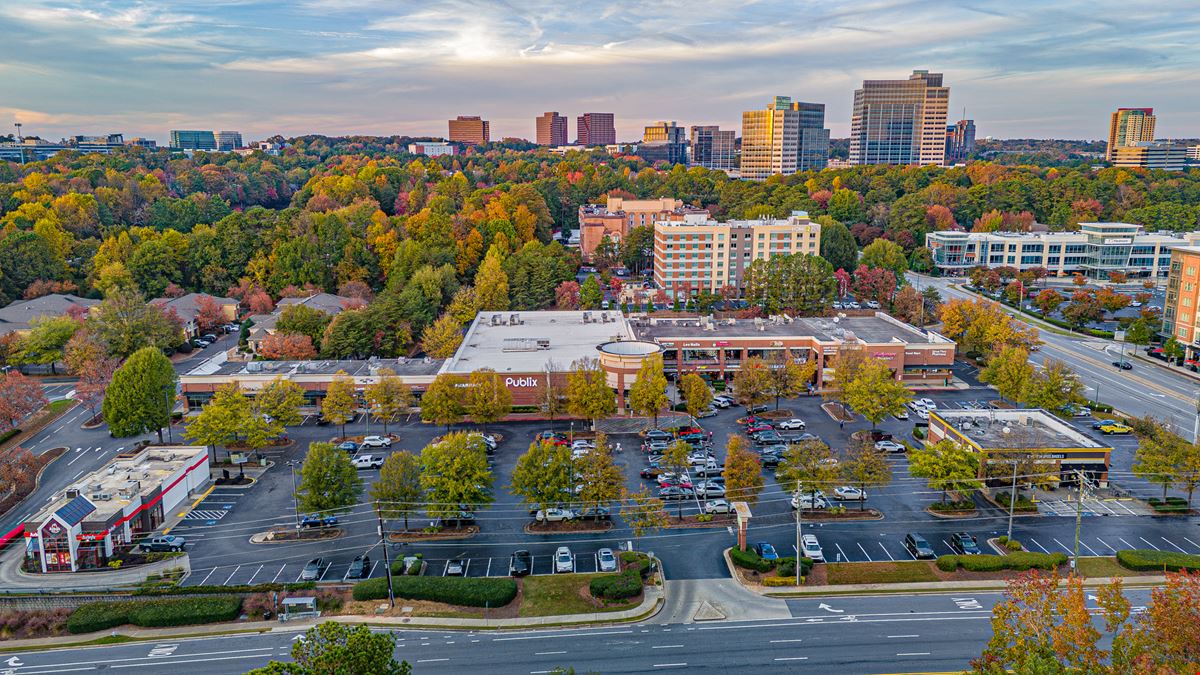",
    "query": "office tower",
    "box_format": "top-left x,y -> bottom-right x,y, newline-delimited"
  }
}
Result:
848,70 -> 950,166
169,130 -> 216,151
448,115 -> 490,144
535,112 -> 568,146
945,119 -> 976,163
1110,142 -> 1187,171
740,96 -> 830,180
577,113 -> 616,146
638,121 -> 687,165
690,126 -> 736,171
216,131 -> 243,151
1106,108 -> 1156,161
643,121 -> 685,143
